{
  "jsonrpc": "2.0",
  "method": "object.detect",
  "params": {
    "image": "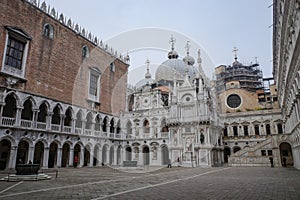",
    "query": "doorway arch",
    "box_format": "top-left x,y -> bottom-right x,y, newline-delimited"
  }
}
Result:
33,141 -> 44,165
61,143 -> 70,167
125,146 -> 132,161
224,146 -> 231,163
0,139 -> 11,170
279,142 -> 294,167
17,140 -> 29,165
143,146 -> 150,165
161,145 -> 169,165
48,142 -> 58,168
